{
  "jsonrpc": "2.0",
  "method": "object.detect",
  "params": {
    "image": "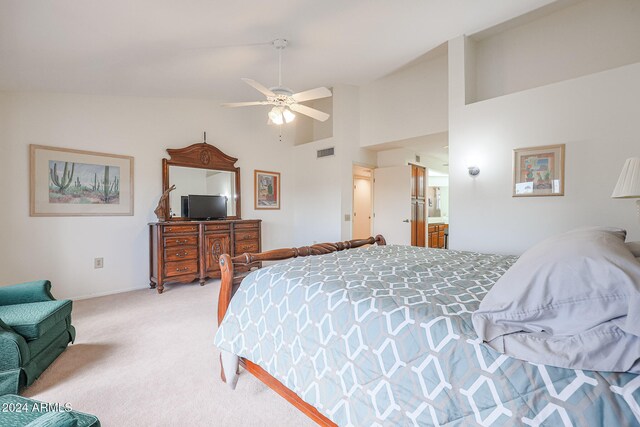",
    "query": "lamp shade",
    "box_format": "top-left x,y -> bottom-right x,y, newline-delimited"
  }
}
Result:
612,157 -> 640,198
